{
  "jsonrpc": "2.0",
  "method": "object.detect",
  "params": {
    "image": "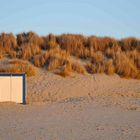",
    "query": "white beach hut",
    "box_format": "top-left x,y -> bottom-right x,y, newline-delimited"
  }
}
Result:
0,74 -> 26,104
